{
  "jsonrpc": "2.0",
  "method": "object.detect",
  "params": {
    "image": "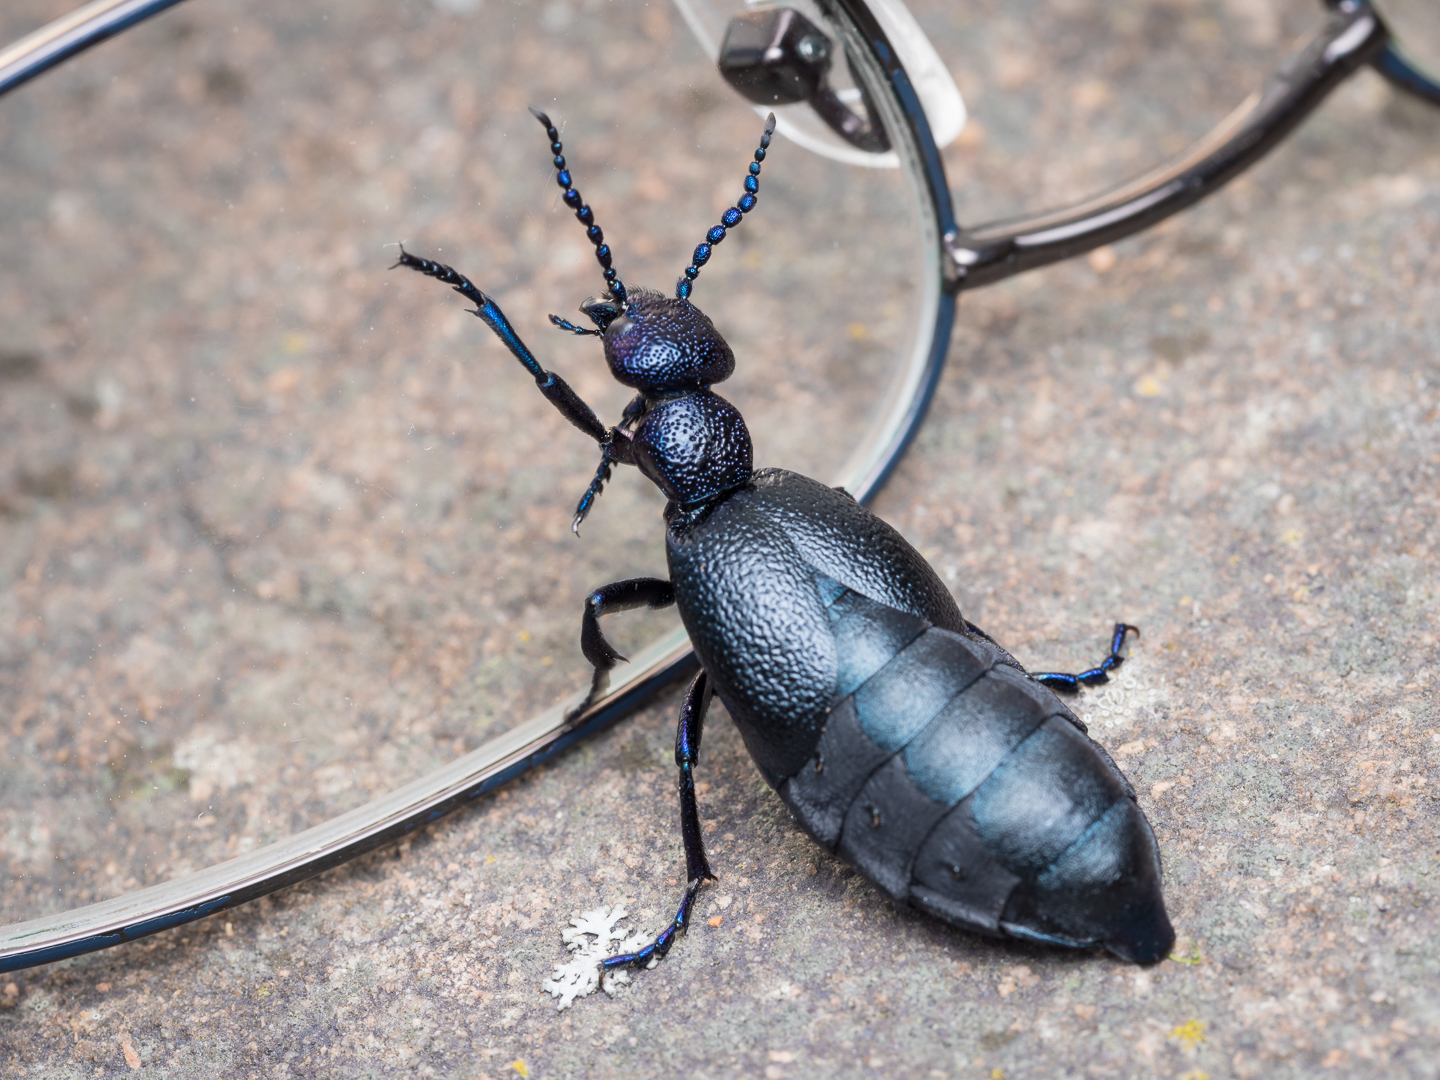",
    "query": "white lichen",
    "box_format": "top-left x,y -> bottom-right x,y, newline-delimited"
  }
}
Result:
1079,659 -> 1164,732
540,904 -> 656,1010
